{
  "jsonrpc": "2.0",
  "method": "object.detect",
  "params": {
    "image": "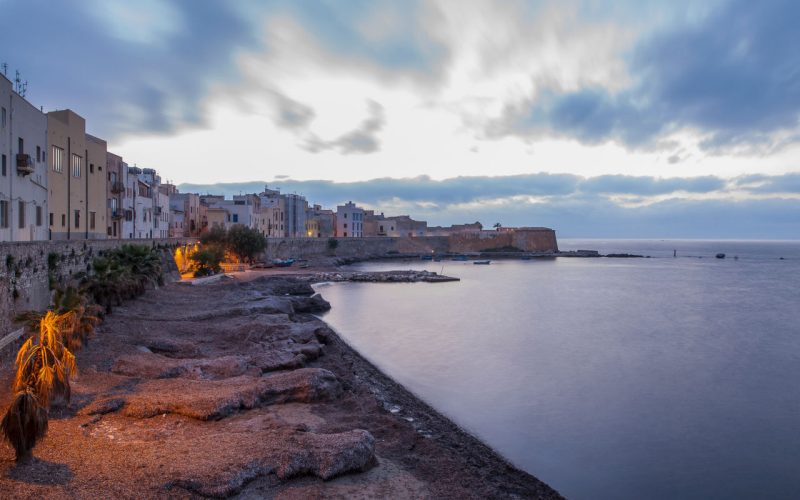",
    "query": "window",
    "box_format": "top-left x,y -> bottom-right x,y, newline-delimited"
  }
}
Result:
61,214 -> 66,227
0,201 -> 7,228
344,223 -> 348,229
18,201 -> 25,228
36,146 -> 41,162
89,211 -> 96,230
343,232 -> 347,237
18,137 -> 24,155
49,213 -> 54,226
36,207 -> 42,227
110,198 -> 118,215
52,146 -> 64,172
71,154 -> 82,177
74,210 -> 80,229
1,107 -> 5,127
1,154 -> 5,176
233,214 -> 239,223
90,163 -> 94,174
